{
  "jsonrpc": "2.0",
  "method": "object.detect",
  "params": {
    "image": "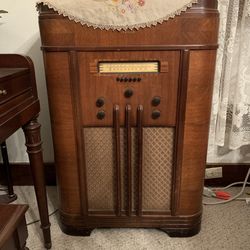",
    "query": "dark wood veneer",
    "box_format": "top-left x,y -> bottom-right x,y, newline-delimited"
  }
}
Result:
38,0 -> 219,237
